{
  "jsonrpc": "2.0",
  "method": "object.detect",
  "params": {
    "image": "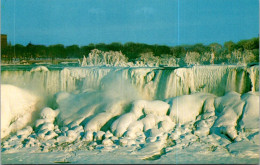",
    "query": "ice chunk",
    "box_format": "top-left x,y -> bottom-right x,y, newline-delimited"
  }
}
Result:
39,123 -> 55,131
16,126 -> 33,139
111,99 -> 170,137
44,131 -> 58,141
35,119 -> 46,128
137,140 -> 166,159
40,107 -> 59,123
111,113 -> 137,137
127,121 -> 144,136
141,114 -> 157,131
158,116 -> 175,132
131,100 -> 170,117
102,139 -> 113,146
94,131 -> 105,141
84,100 -> 126,132
82,131 -> 94,141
